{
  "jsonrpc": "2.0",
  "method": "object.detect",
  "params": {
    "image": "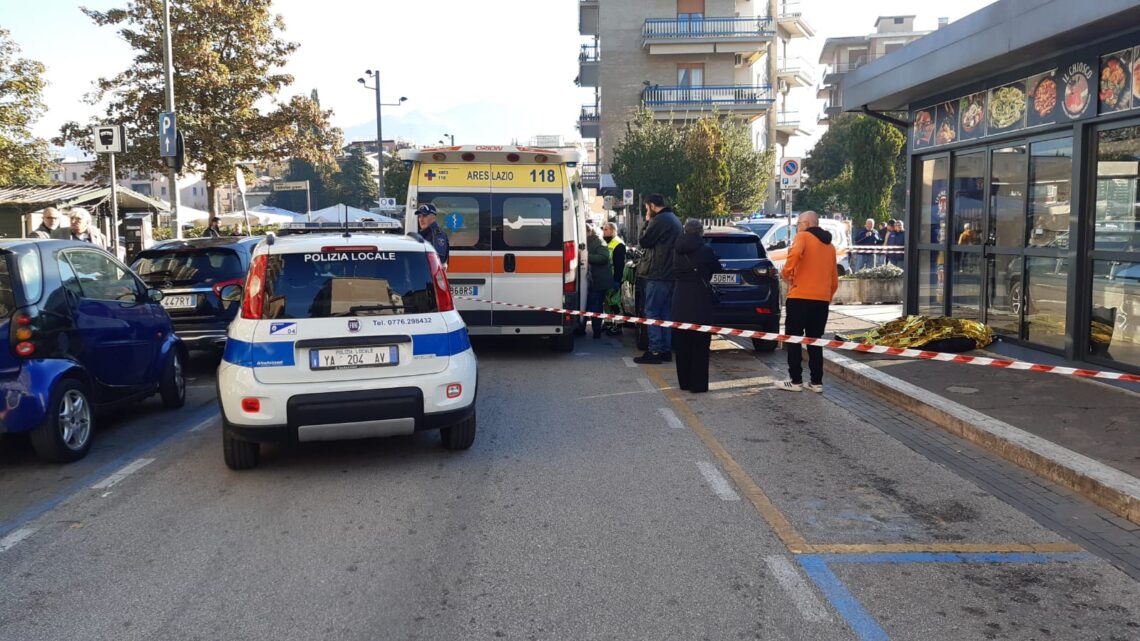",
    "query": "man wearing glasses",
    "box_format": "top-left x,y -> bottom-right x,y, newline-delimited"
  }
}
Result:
32,207 -> 61,239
